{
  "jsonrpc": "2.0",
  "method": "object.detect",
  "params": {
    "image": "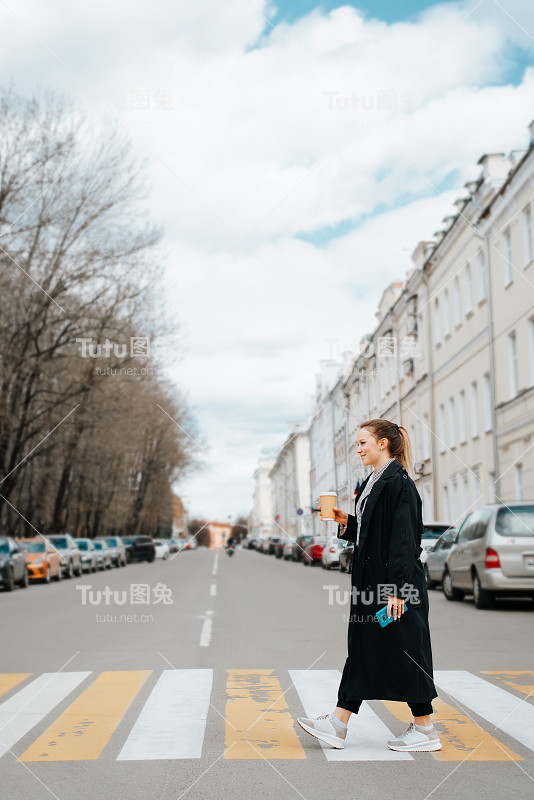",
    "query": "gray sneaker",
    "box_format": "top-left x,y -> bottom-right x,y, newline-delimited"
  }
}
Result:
387,722 -> 442,752
297,713 -> 346,749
